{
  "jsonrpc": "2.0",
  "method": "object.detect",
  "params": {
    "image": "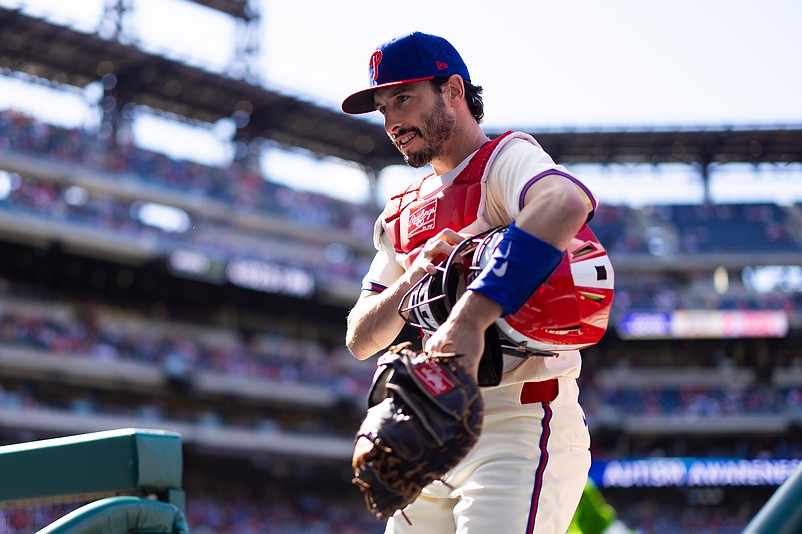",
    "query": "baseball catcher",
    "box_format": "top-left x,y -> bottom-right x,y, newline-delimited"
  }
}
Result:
342,31 -> 615,534
351,342 -> 484,521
